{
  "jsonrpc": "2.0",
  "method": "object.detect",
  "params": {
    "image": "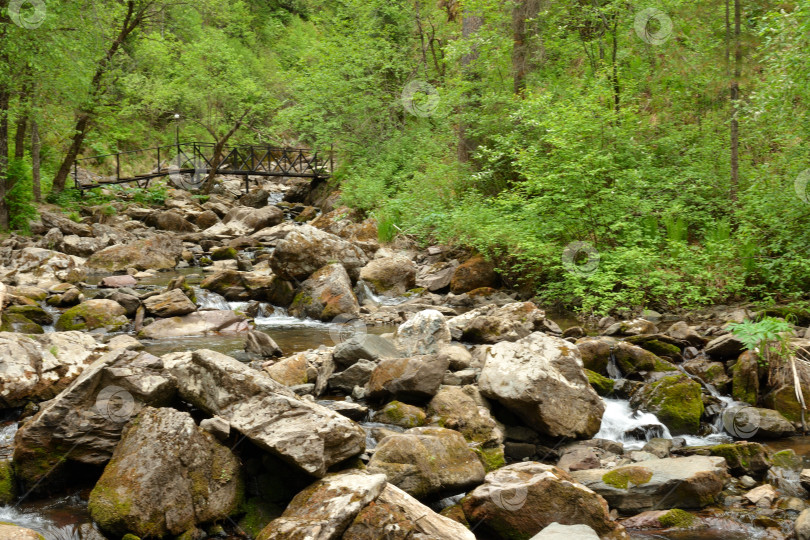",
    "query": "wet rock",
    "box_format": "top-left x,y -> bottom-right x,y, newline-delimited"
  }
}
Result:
164,349 -> 365,477
705,333 -> 746,360
571,456 -> 728,513
744,484 -> 777,507
394,309 -> 451,355
107,334 -> 144,352
143,288 -> 197,318
138,310 -> 249,339
619,509 -> 699,529
761,383 -> 810,425
100,275 -> 137,288
245,329 -> 282,358
682,357 -> 731,393
462,462 -> 627,539
55,299 -> 128,332
366,355 -> 449,403
642,438 -> 672,459
446,302 -> 546,343
557,447 -> 601,472
88,407 -> 242,538
240,188 -> 270,208
344,482 -> 476,540
328,360 -> 376,393
4,305 -> 51,326
13,350 -> 176,492
108,290 -> 140,316
479,332 -> 604,439
0,247 -> 87,288
86,234 -> 183,272
333,335 -> 401,368
367,426 -> 485,498
255,471 -> 386,540
630,374 -> 703,435
359,255 -> 417,296
744,408 -> 795,438
450,256 -> 497,294
200,269 -> 291,303
269,224 -> 369,281
289,263 -> 360,321
531,523 -> 600,540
